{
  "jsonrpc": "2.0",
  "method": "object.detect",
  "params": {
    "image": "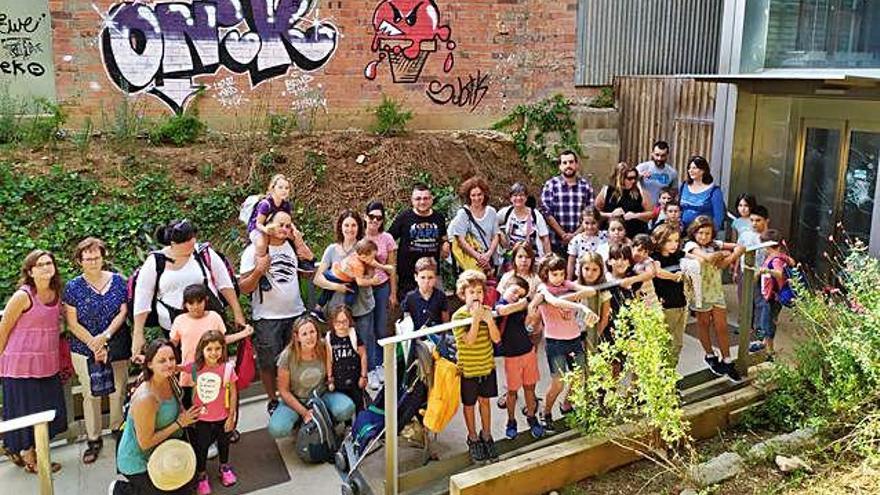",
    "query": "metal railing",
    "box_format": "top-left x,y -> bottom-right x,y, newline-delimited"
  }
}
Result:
0,409 -> 57,495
